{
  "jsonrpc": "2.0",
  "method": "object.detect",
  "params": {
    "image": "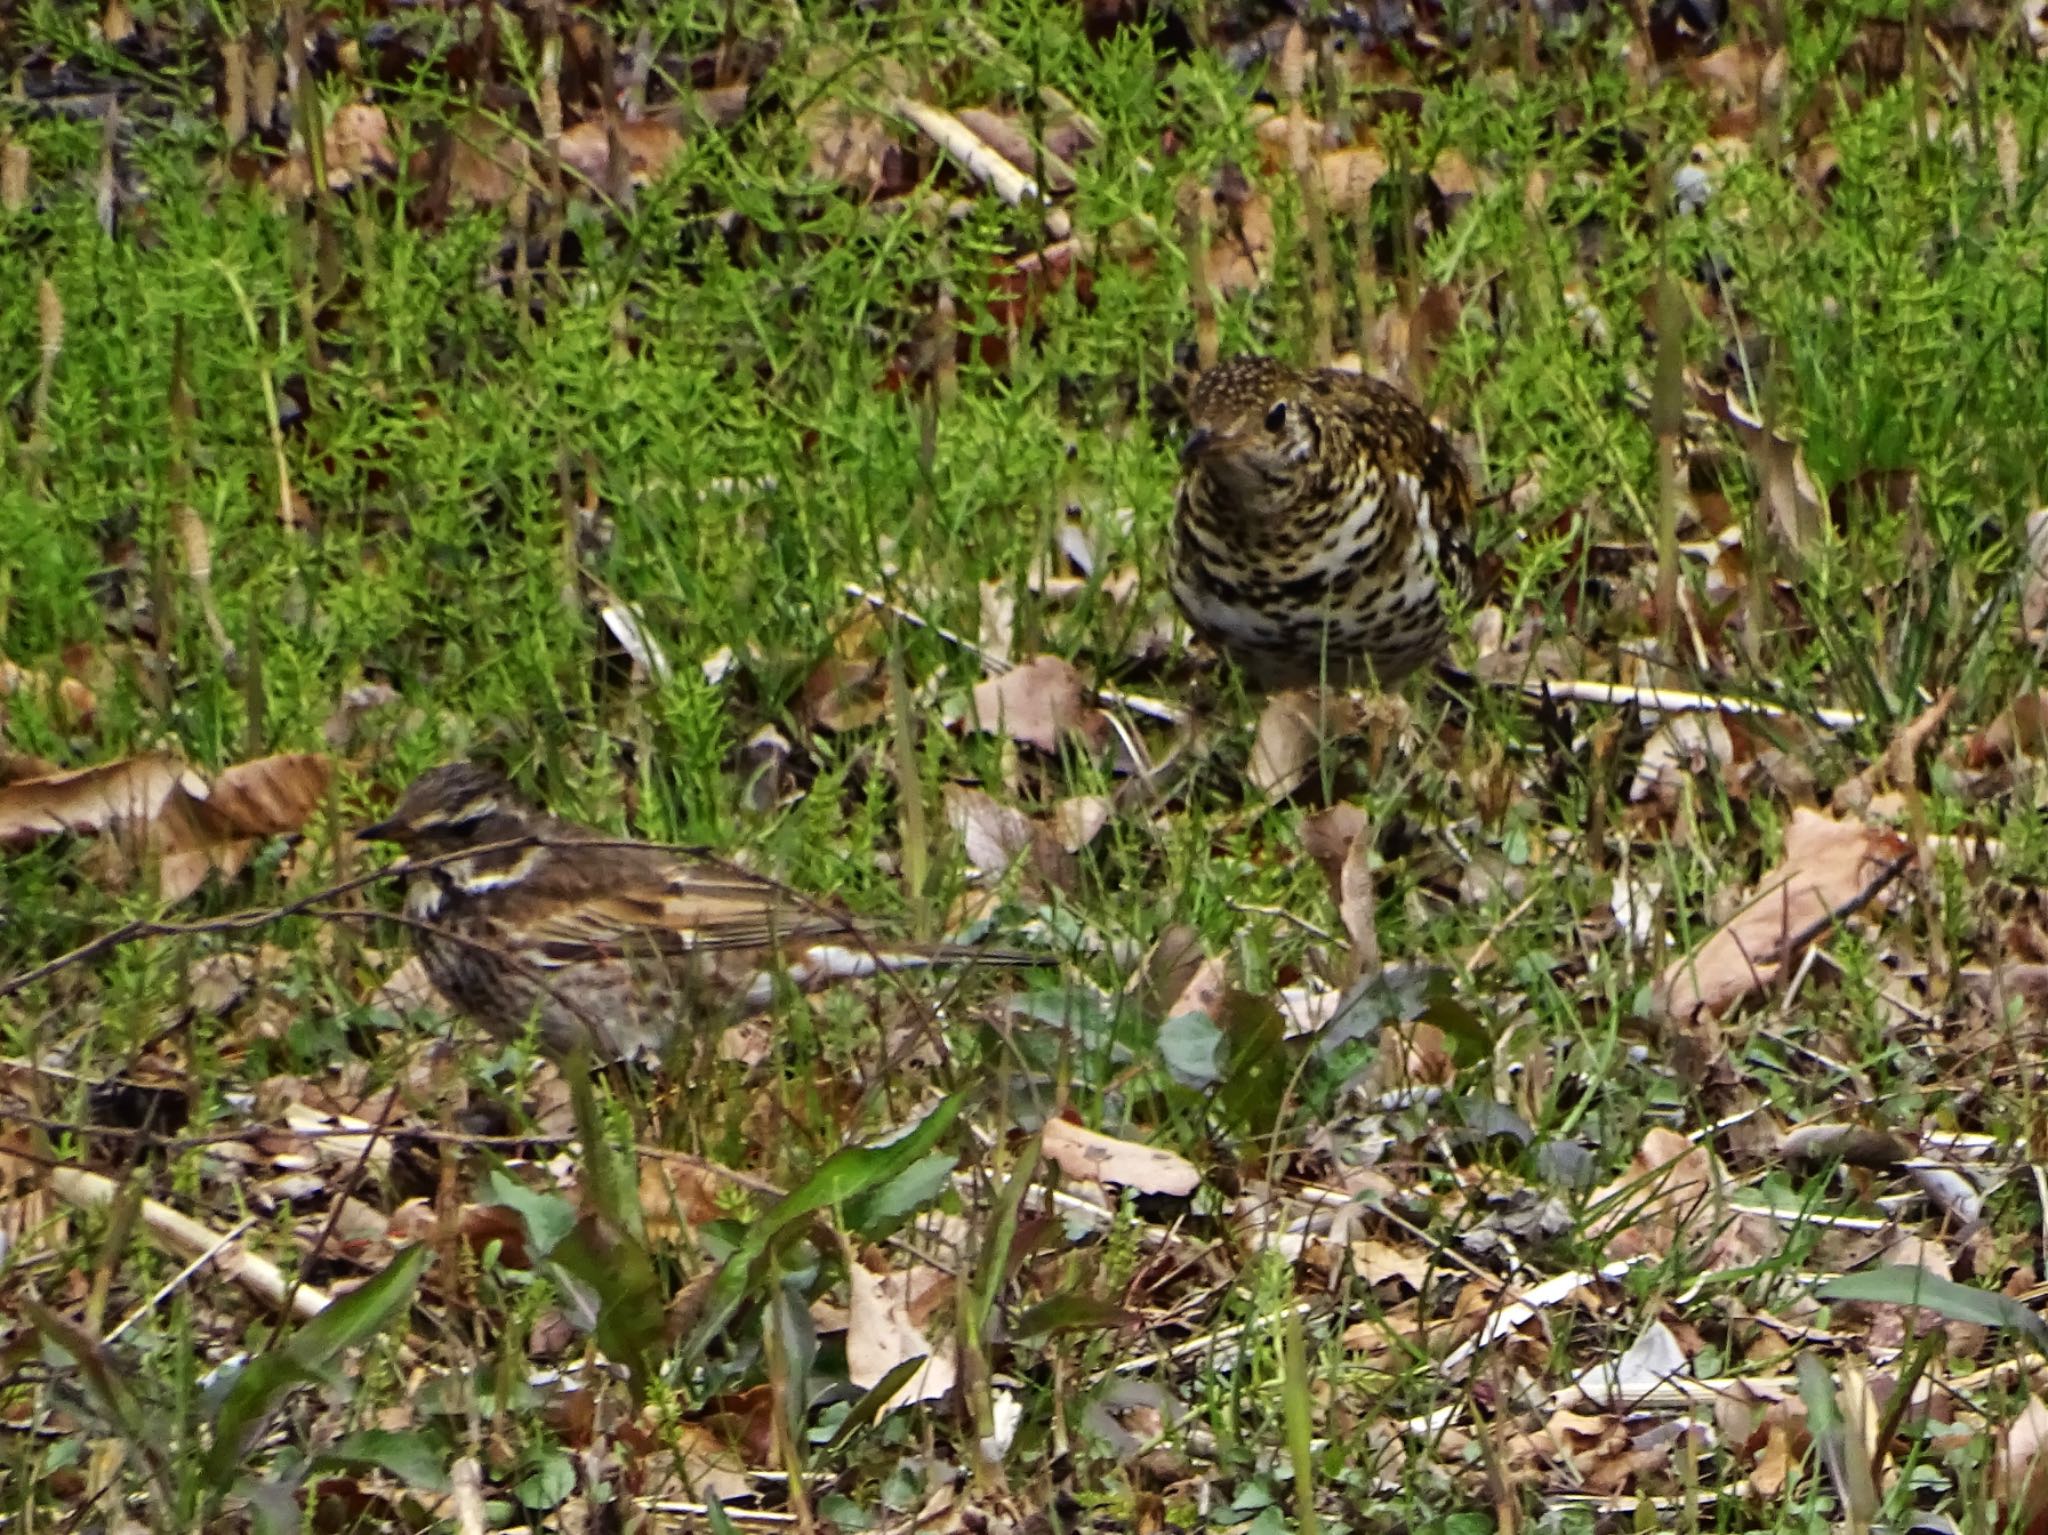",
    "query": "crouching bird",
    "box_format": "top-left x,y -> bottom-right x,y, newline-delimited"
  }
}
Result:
1170,355 -> 1477,691
358,761 -> 1035,1063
